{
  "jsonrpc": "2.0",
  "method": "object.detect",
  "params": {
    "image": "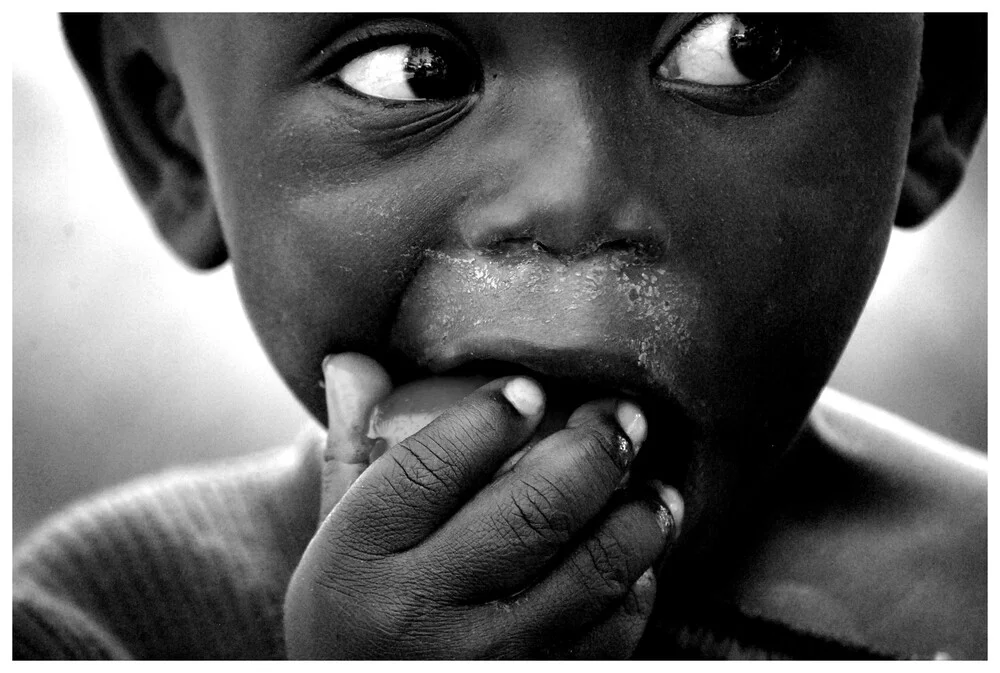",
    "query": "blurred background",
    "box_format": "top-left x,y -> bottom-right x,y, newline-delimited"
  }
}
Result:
12,14 -> 987,543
